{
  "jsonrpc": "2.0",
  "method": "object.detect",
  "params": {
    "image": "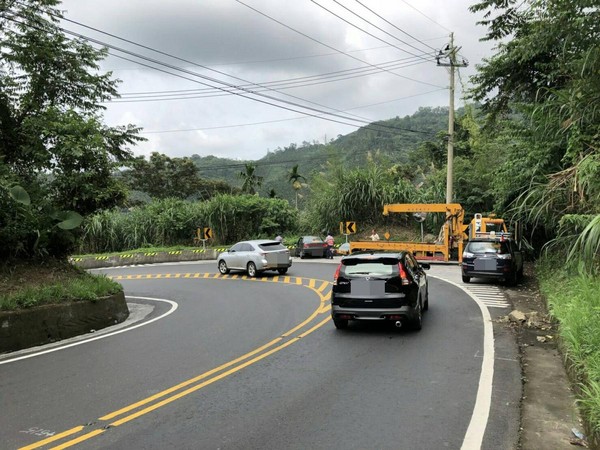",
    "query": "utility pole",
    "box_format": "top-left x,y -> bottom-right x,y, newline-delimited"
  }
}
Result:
437,33 -> 468,204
